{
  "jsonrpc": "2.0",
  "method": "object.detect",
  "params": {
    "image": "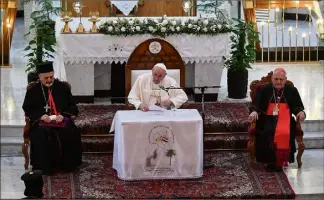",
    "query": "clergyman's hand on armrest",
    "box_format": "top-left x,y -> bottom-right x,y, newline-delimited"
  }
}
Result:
296,111 -> 306,122
248,111 -> 258,122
